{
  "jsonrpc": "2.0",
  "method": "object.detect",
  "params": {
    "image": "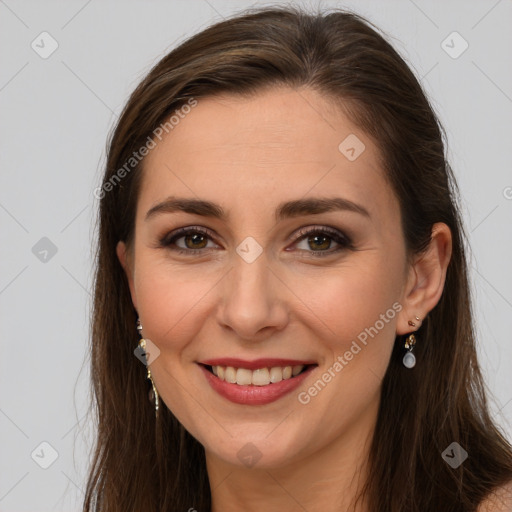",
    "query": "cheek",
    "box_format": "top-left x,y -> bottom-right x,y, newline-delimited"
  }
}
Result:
132,260 -> 221,430
132,257 -> 220,354
291,258 -> 401,347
